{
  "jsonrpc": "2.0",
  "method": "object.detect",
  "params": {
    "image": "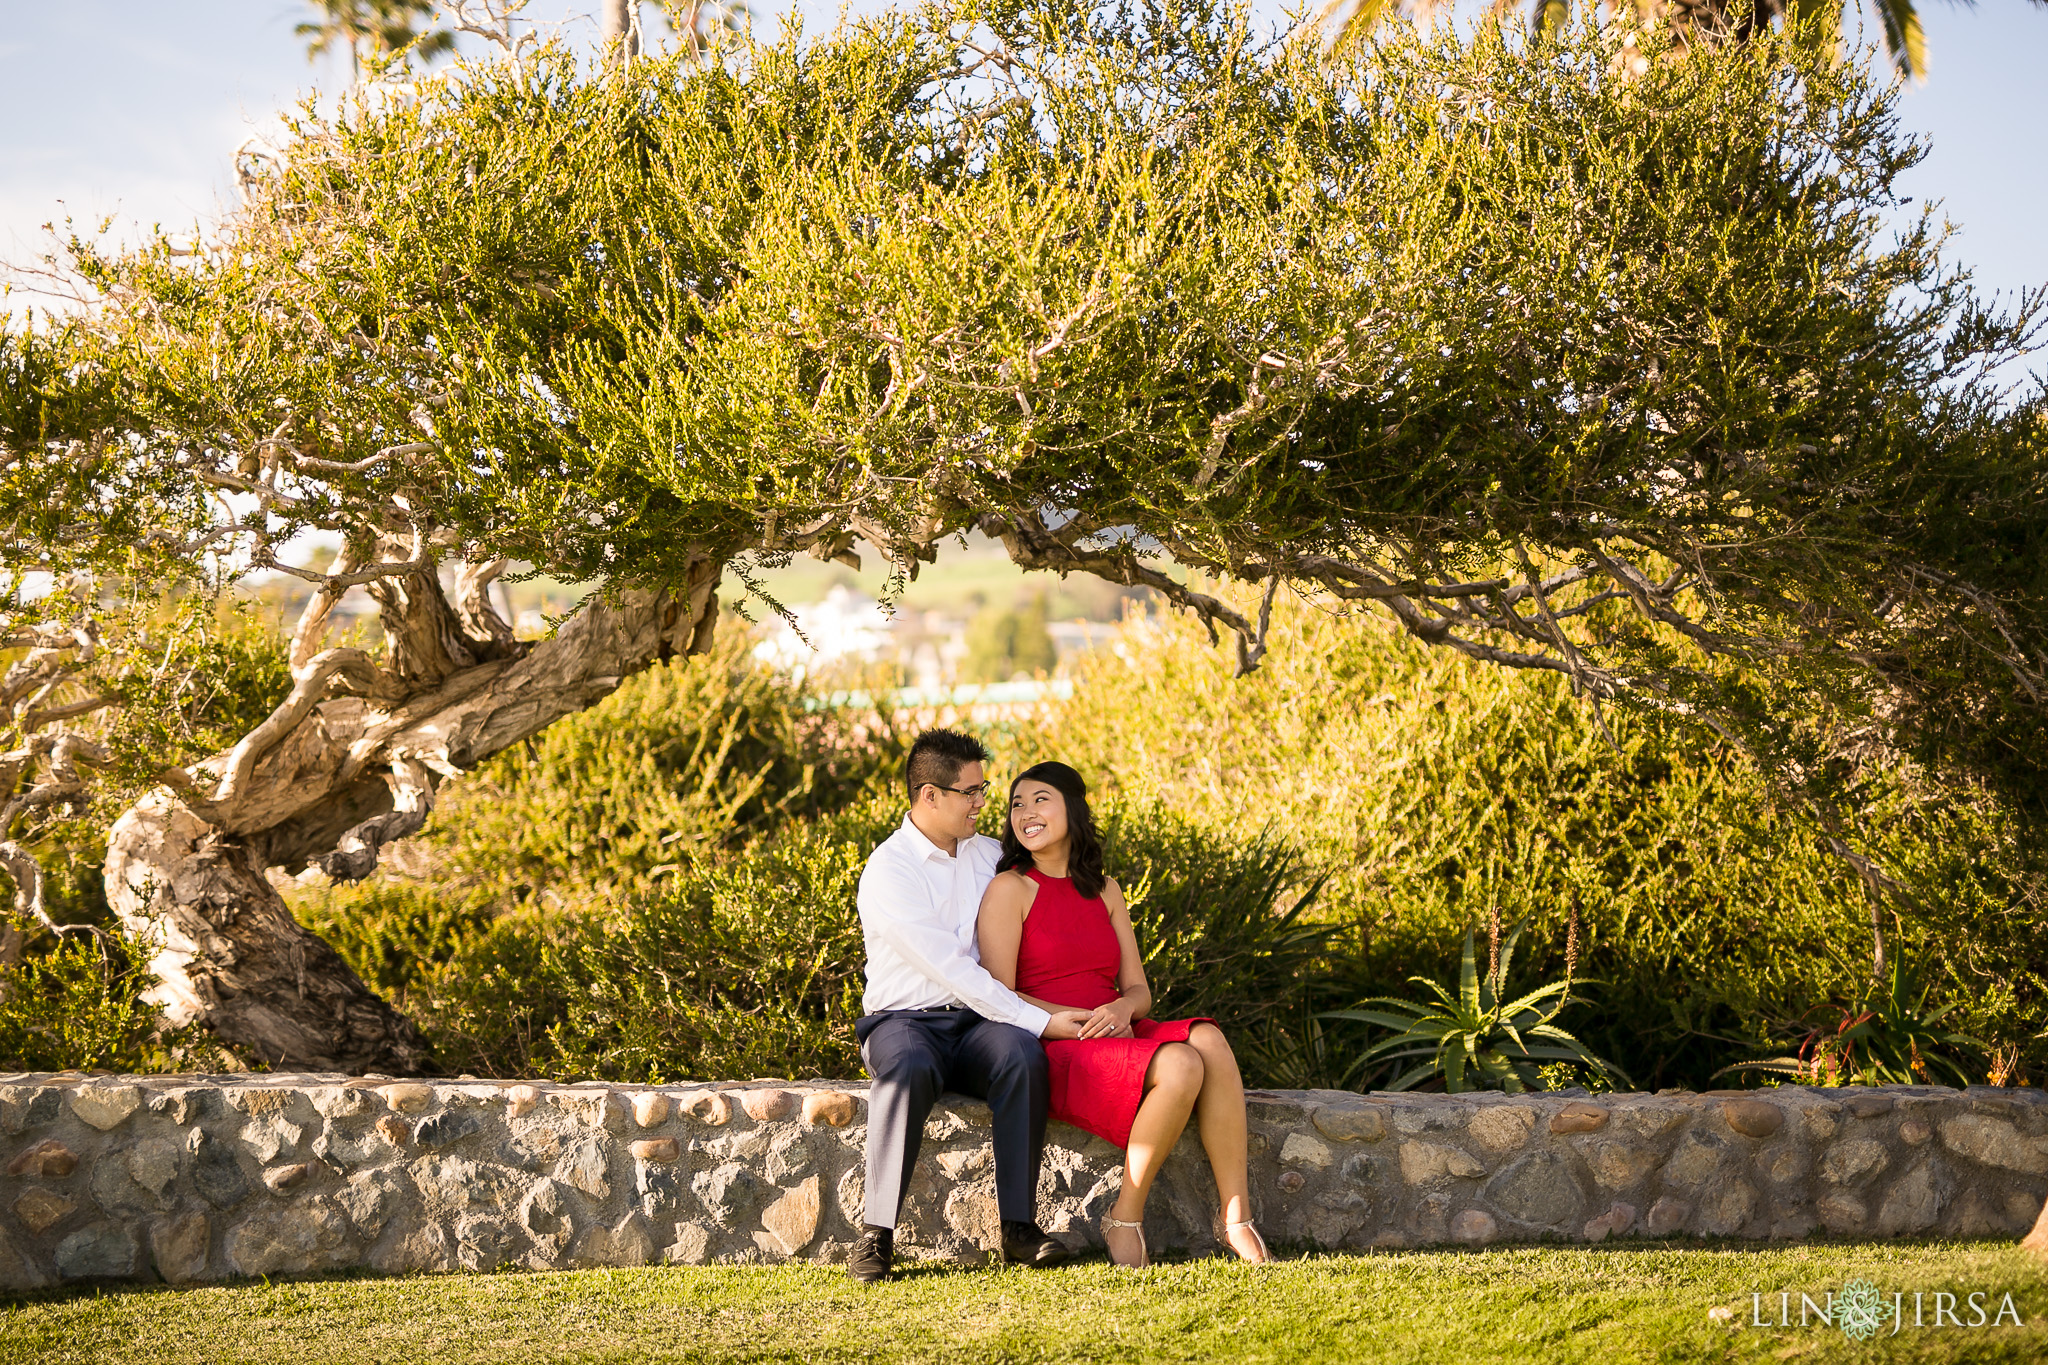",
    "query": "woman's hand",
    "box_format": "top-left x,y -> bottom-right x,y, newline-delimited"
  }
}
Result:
1077,996 -> 1137,1040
